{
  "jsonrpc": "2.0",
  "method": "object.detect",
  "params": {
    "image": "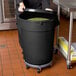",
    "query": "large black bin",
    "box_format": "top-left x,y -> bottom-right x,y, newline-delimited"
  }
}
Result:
18,9 -> 59,72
